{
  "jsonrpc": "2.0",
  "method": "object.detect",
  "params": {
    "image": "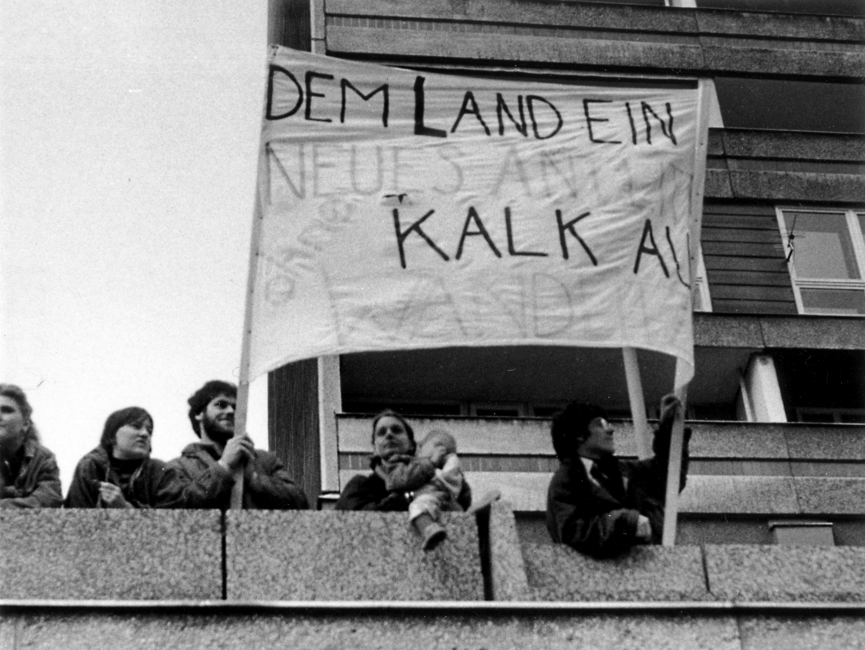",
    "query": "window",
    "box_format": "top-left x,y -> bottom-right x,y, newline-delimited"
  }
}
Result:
778,208 -> 865,316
